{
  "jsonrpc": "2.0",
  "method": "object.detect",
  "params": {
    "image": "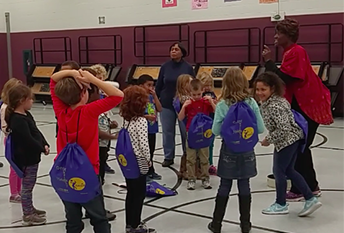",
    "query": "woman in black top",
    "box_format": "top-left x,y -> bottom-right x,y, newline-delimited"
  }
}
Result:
6,84 -> 50,226
155,42 -> 195,167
